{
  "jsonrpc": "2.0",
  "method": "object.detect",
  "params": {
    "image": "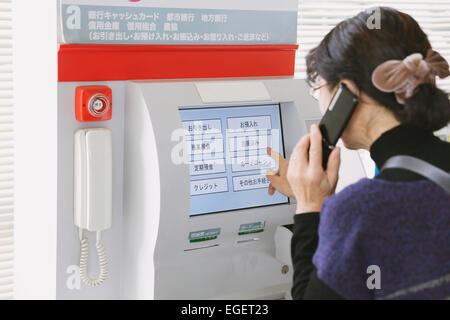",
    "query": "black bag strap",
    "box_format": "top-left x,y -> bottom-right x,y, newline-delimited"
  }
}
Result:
381,155 -> 450,194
